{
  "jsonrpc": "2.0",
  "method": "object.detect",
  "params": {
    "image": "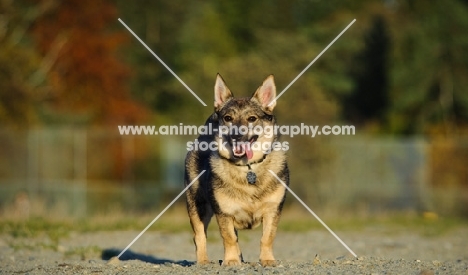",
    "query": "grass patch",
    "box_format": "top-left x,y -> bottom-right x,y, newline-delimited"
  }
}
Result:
1,207 -> 467,246
0,207 -> 192,244
371,213 -> 468,237
0,217 -> 71,241
8,241 -> 59,252
279,207 -> 468,236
